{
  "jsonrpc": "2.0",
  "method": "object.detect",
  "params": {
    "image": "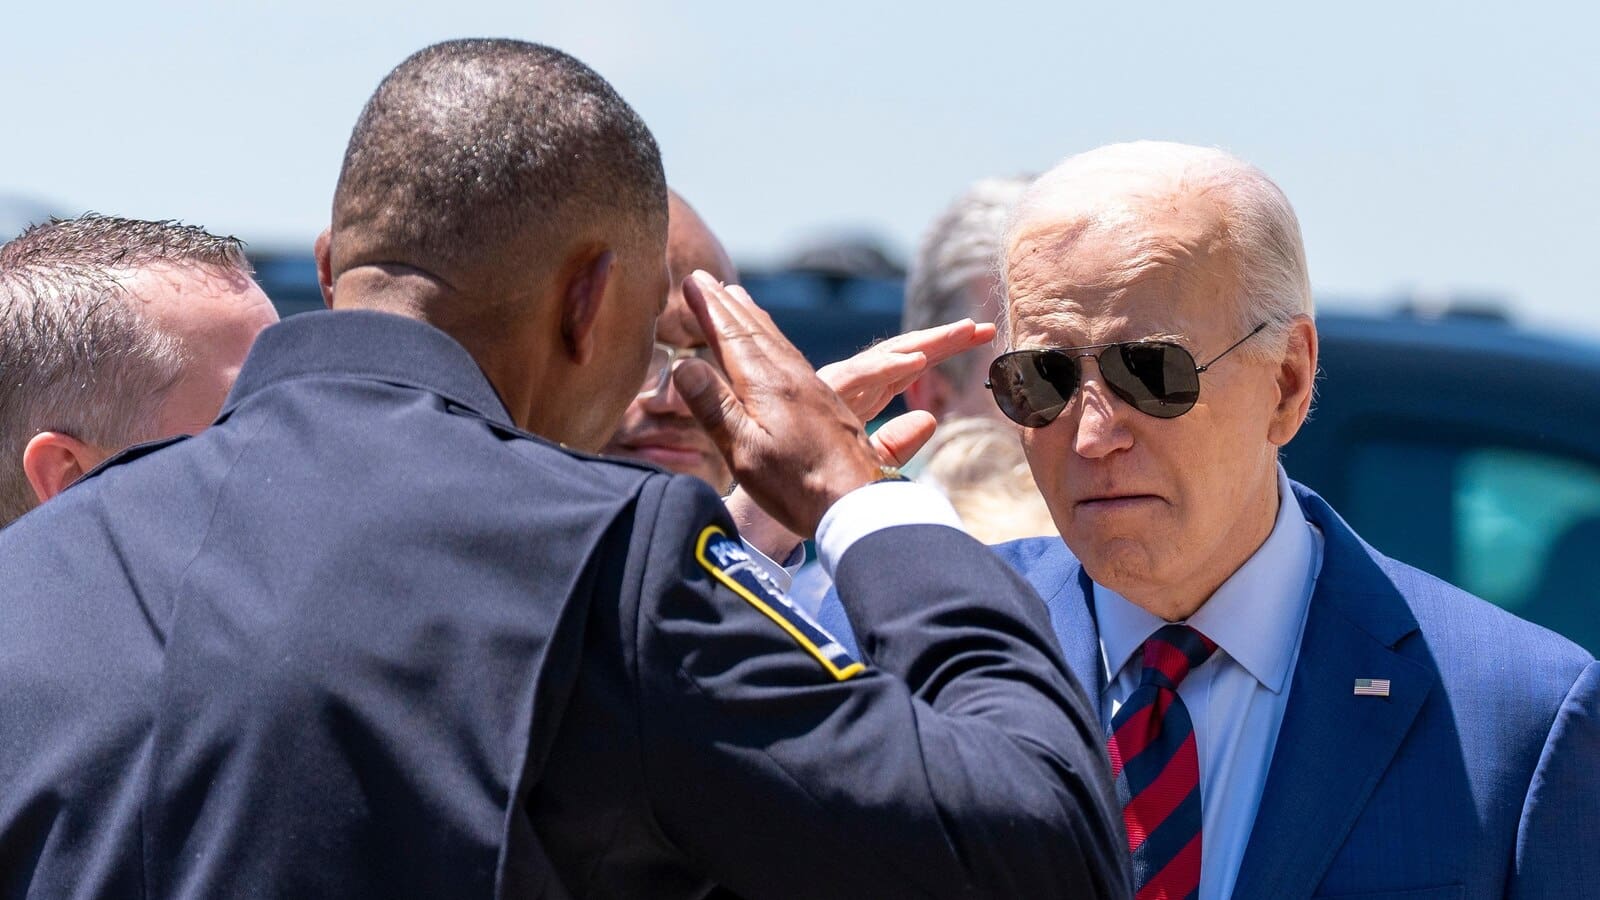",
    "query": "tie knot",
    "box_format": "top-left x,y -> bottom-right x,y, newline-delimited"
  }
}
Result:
1139,624 -> 1217,690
